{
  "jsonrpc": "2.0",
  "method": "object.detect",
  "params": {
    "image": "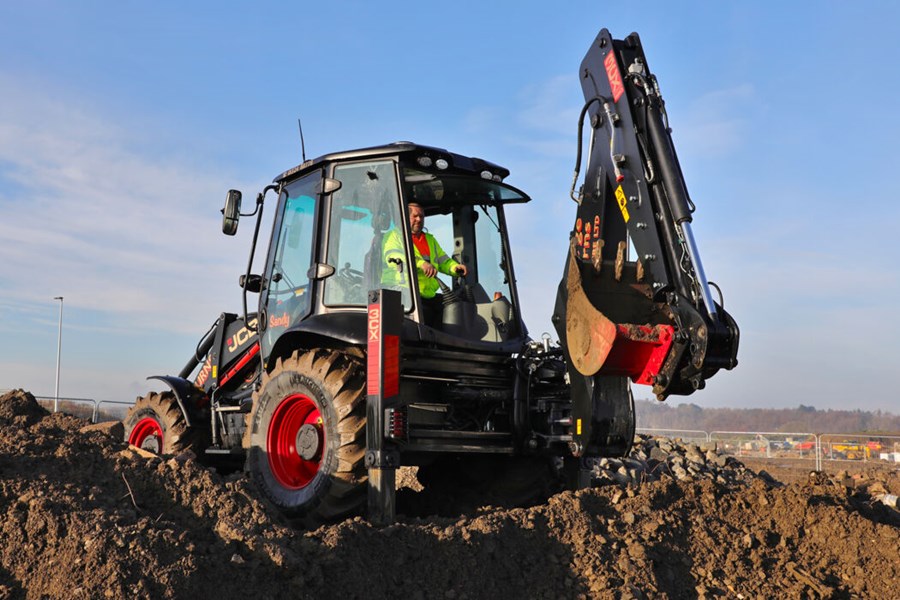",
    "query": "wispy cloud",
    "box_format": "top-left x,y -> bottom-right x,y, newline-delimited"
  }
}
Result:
672,83 -> 758,158
0,73 -> 255,334
460,75 -> 579,161
515,75 -> 581,138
